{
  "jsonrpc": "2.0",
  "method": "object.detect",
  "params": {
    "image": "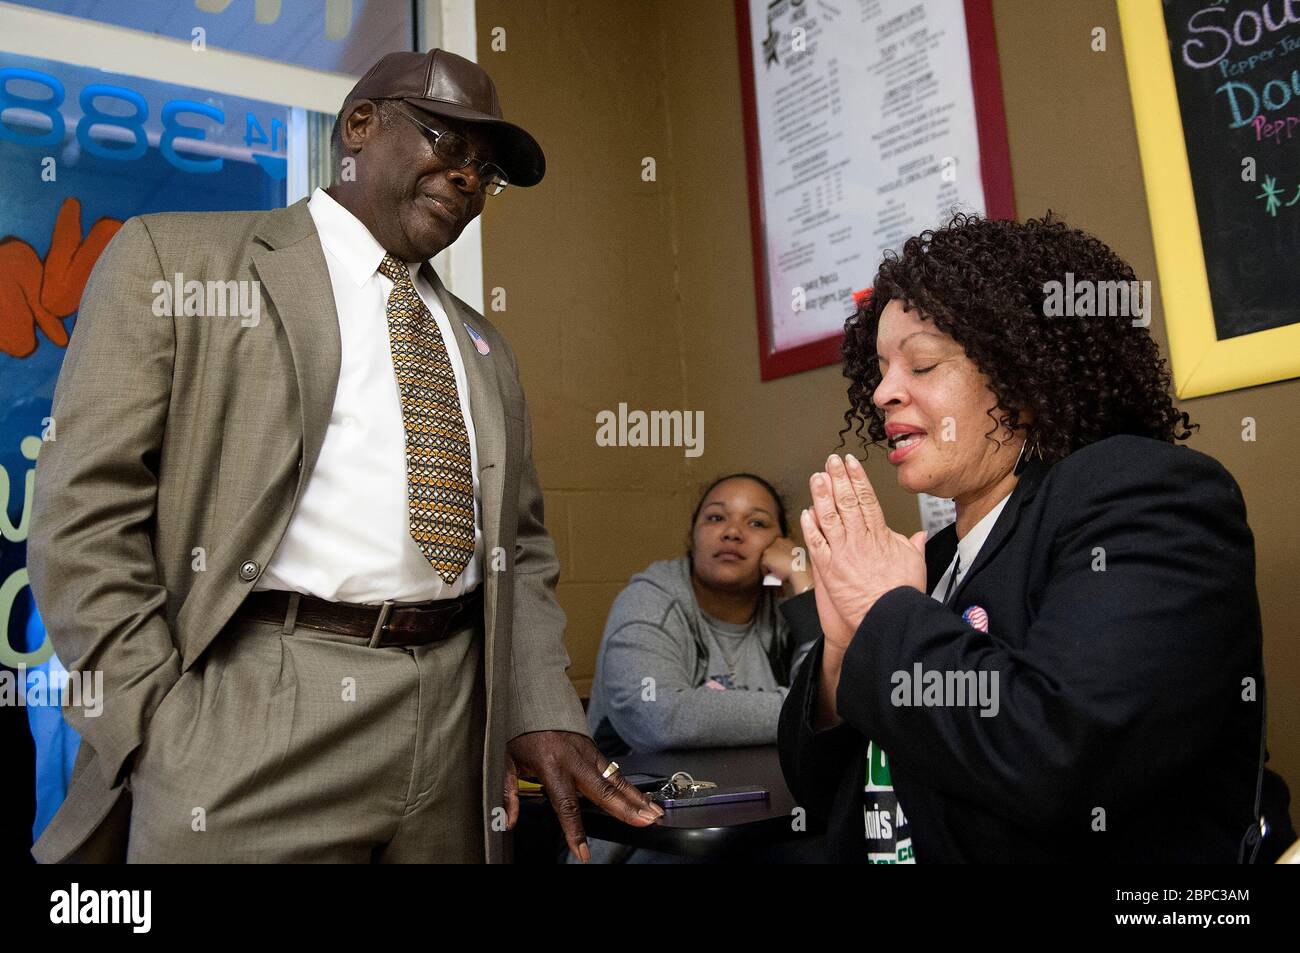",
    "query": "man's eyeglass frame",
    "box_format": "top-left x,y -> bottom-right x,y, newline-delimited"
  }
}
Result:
381,100 -> 510,196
